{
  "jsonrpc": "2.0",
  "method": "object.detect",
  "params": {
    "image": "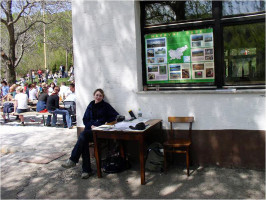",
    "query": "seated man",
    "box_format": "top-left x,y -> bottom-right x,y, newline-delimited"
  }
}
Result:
59,82 -> 69,101
36,86 -> 49,112
64,83 -> 75,102
63,83 -> 76,122
46,86 -> 72,129
13,86 -> 28,126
